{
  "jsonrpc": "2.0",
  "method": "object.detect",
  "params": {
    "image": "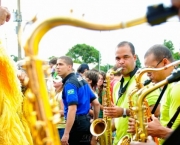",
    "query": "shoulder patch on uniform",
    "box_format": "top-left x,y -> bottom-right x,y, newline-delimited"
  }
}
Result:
67,89 -> 75,95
